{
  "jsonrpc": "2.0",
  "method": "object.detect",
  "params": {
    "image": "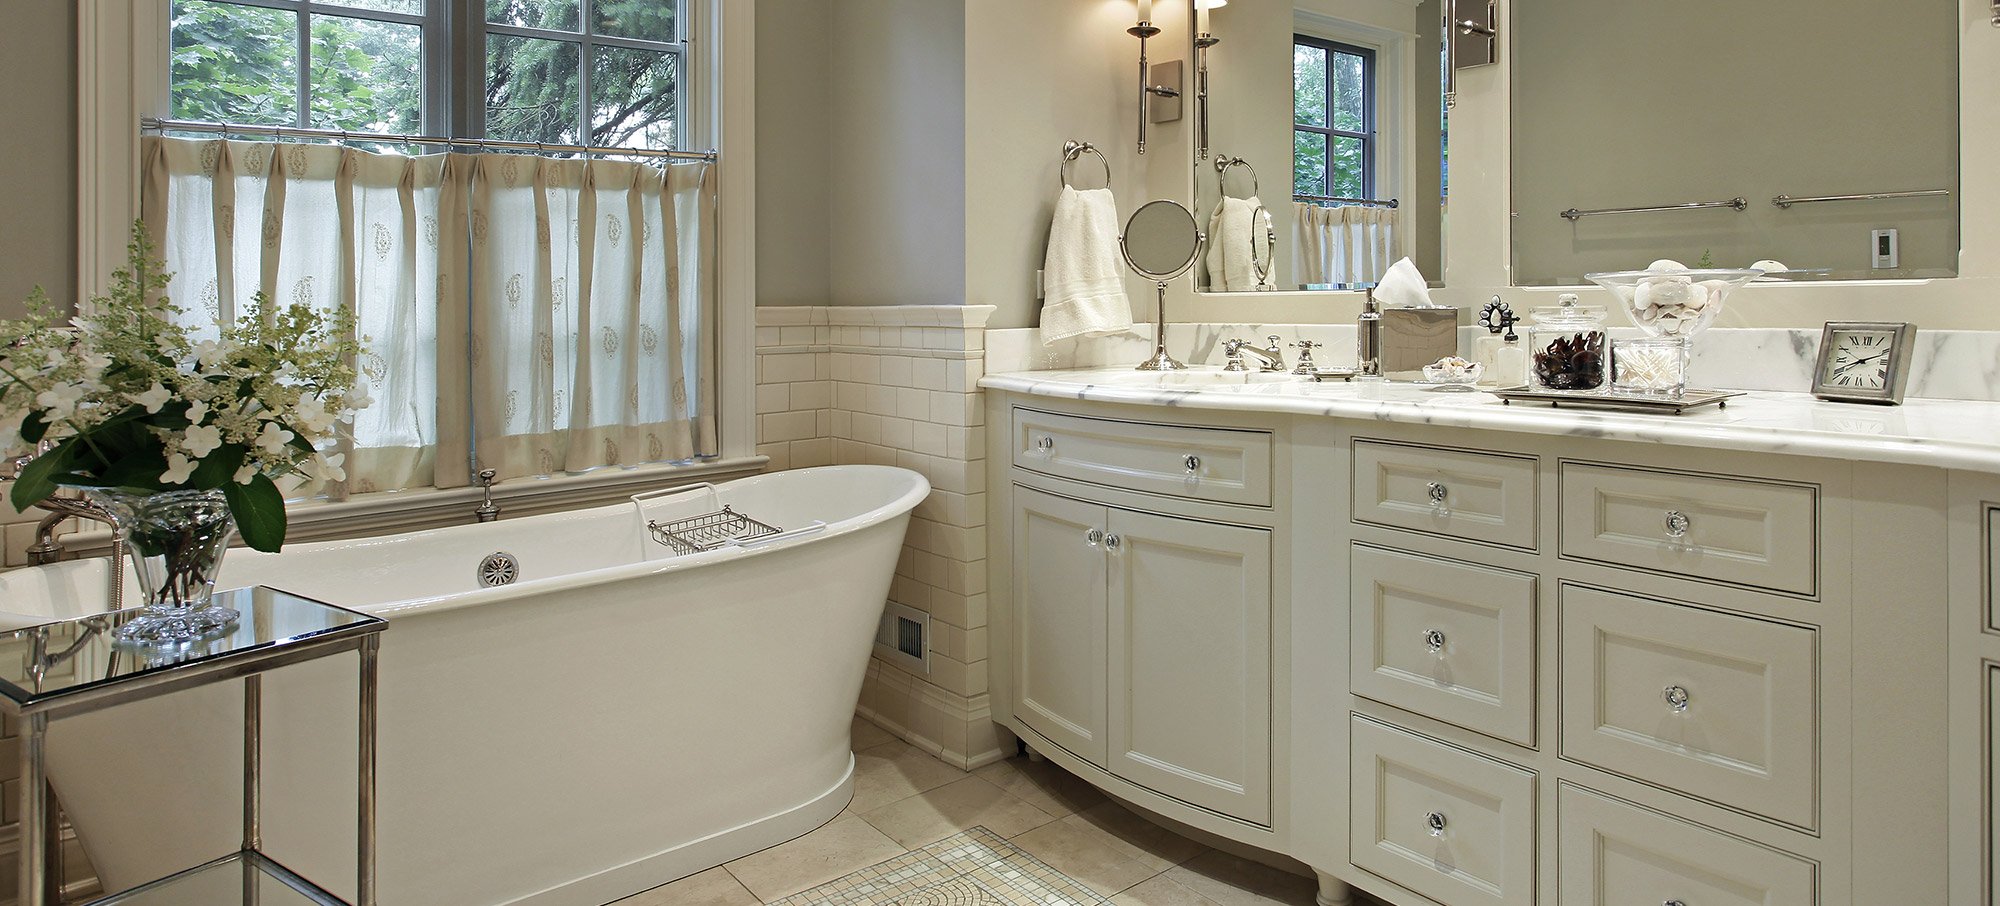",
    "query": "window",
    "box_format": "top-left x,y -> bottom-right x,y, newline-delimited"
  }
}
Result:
1293,35 -> 1375,200
167,0 -> 690,150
